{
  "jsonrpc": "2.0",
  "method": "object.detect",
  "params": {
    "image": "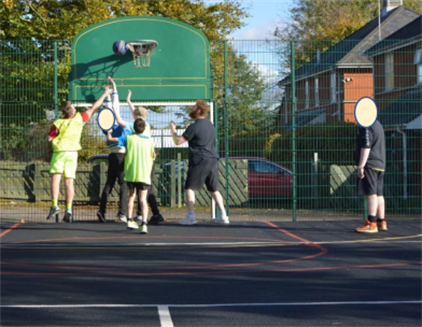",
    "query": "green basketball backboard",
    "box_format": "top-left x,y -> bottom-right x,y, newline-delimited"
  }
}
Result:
69,16 -> 212,104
